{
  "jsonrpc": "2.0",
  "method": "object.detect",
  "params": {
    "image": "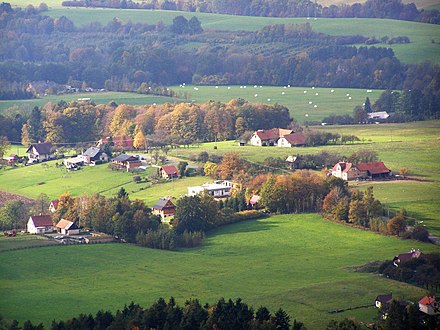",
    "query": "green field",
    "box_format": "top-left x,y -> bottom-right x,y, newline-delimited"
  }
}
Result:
0,214 -> 438,329
0,86 -> 383,123
0,234 -> 58,252
0,92 -> 181,114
